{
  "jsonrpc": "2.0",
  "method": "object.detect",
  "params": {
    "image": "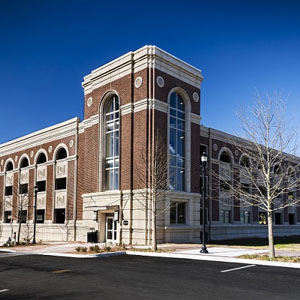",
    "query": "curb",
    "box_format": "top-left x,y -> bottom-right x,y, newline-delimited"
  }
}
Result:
126,251 -> 300,269
38,251 -> 127,259
0,249 -> 16,253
